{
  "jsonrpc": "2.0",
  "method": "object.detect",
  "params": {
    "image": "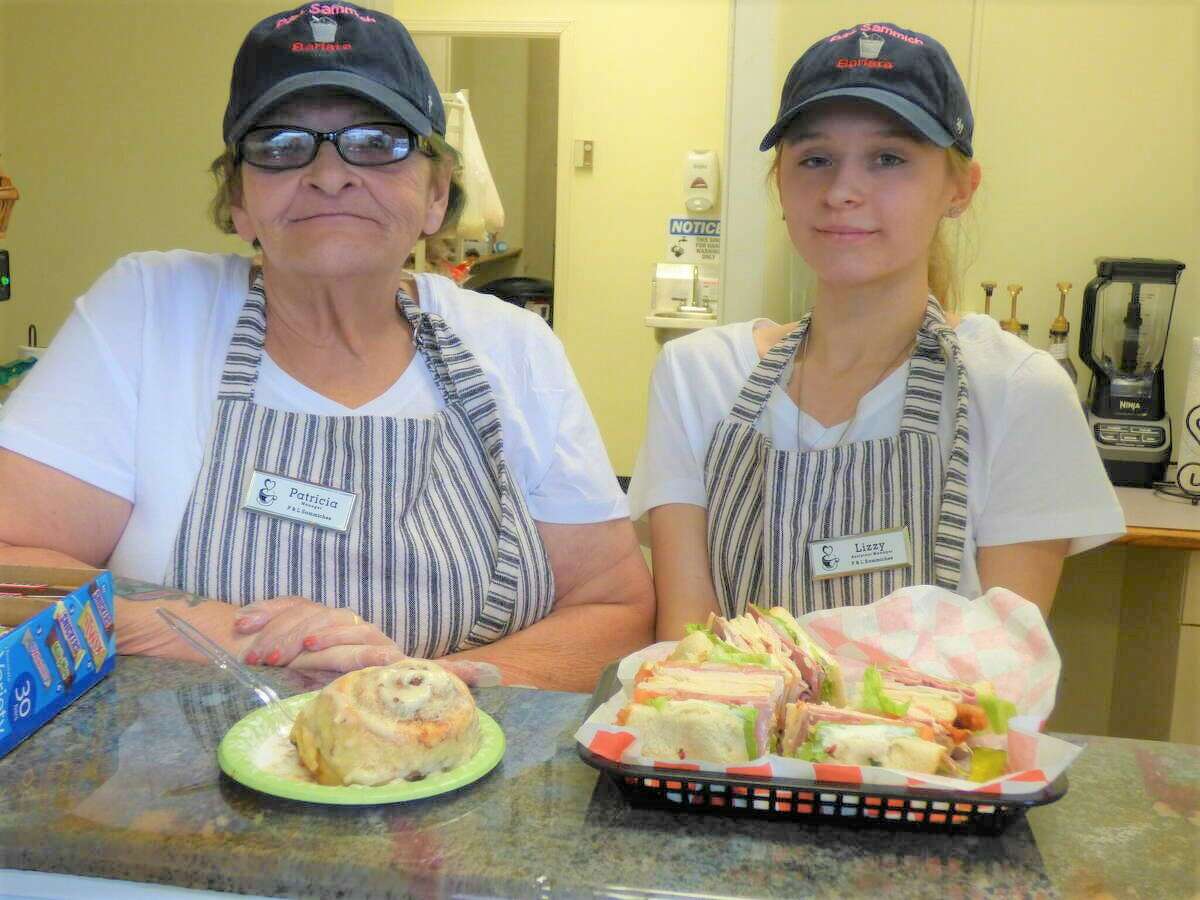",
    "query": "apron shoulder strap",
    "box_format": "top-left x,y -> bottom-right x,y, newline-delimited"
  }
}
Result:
217,271 -> 268,401
395,278 -> 511,467
729,320 -> 808,425
900,297 -> 971,588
